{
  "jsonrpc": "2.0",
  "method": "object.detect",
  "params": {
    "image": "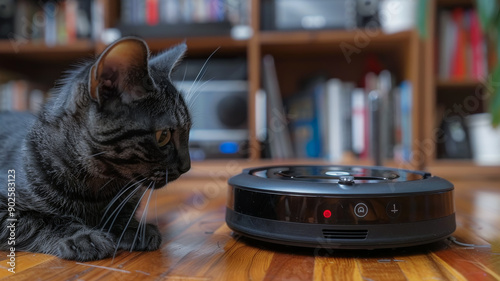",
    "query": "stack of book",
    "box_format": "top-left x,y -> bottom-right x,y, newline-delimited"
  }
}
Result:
0,80 -> 47,113
119,0 -> 249,37
284,72 -> 413,163
438,8 -> 487,81
0,0 -> 93,46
